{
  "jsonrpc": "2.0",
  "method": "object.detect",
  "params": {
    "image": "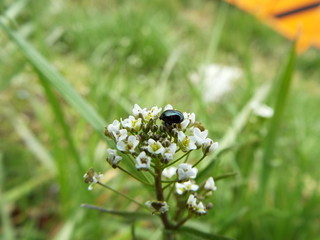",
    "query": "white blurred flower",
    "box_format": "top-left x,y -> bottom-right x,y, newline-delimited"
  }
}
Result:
190,64 -> 242,103
162,143 -> 177,163
116,135 -> 139,153
204,177 -> 217,191
177,163 -> 198,182
251,101 -> 274,118
175,180 -> 199,195
121,116 -> 142,132
135,151 -> 151,170
147,139 -> 165,155
162,167 -> 177,178
106,148 -> 122,168
192,127 -> 208,146
177,131 -> 197,152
